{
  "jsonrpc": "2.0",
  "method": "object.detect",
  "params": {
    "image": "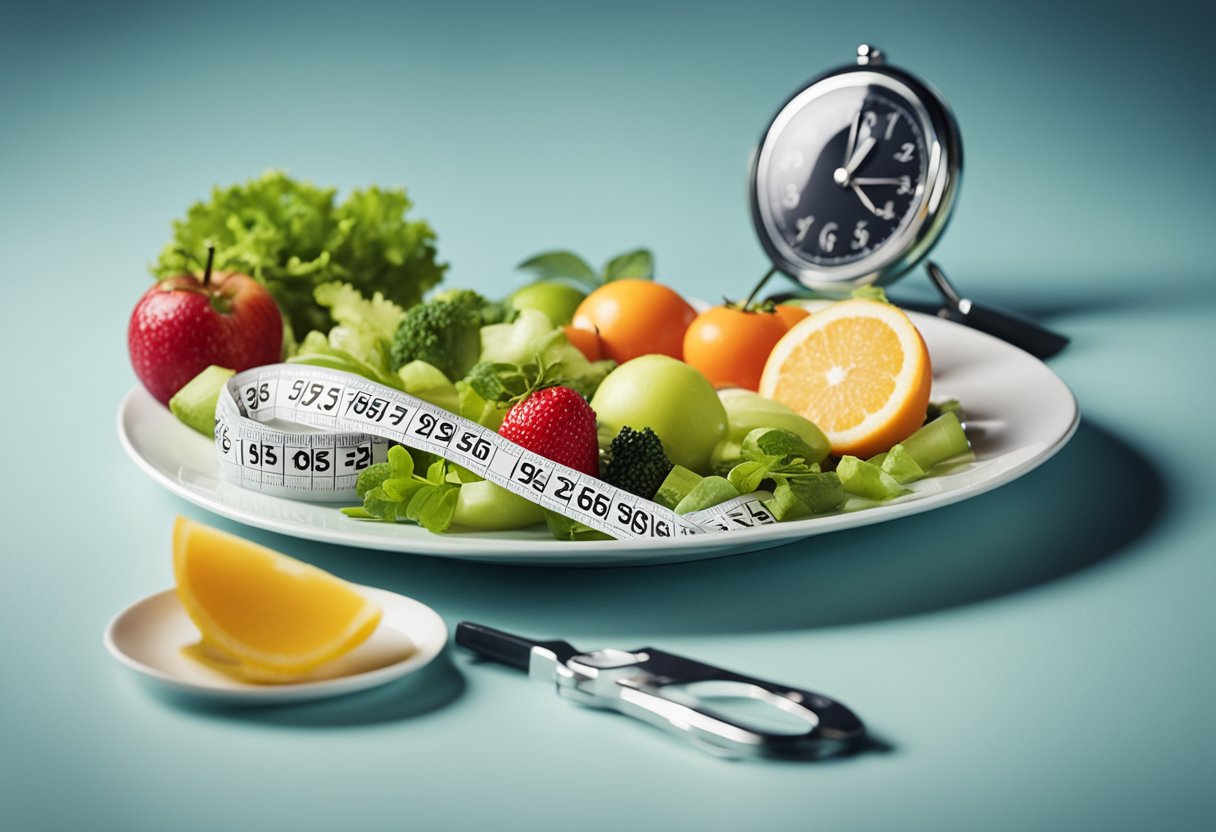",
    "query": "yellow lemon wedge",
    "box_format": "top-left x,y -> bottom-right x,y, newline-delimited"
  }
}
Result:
173,517 -> 382,682
759,299 -> 932,460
